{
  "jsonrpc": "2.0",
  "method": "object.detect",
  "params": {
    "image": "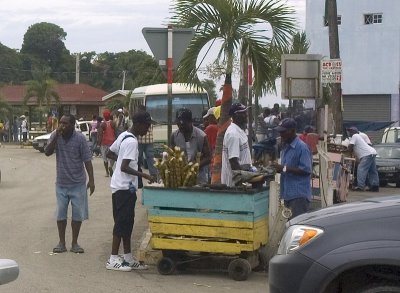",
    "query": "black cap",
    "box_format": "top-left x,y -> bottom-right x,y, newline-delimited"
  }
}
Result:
132,112 -> 152,124
275,118 -> 297,132
176,108 -> 192,122
229,103 -> 249,116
